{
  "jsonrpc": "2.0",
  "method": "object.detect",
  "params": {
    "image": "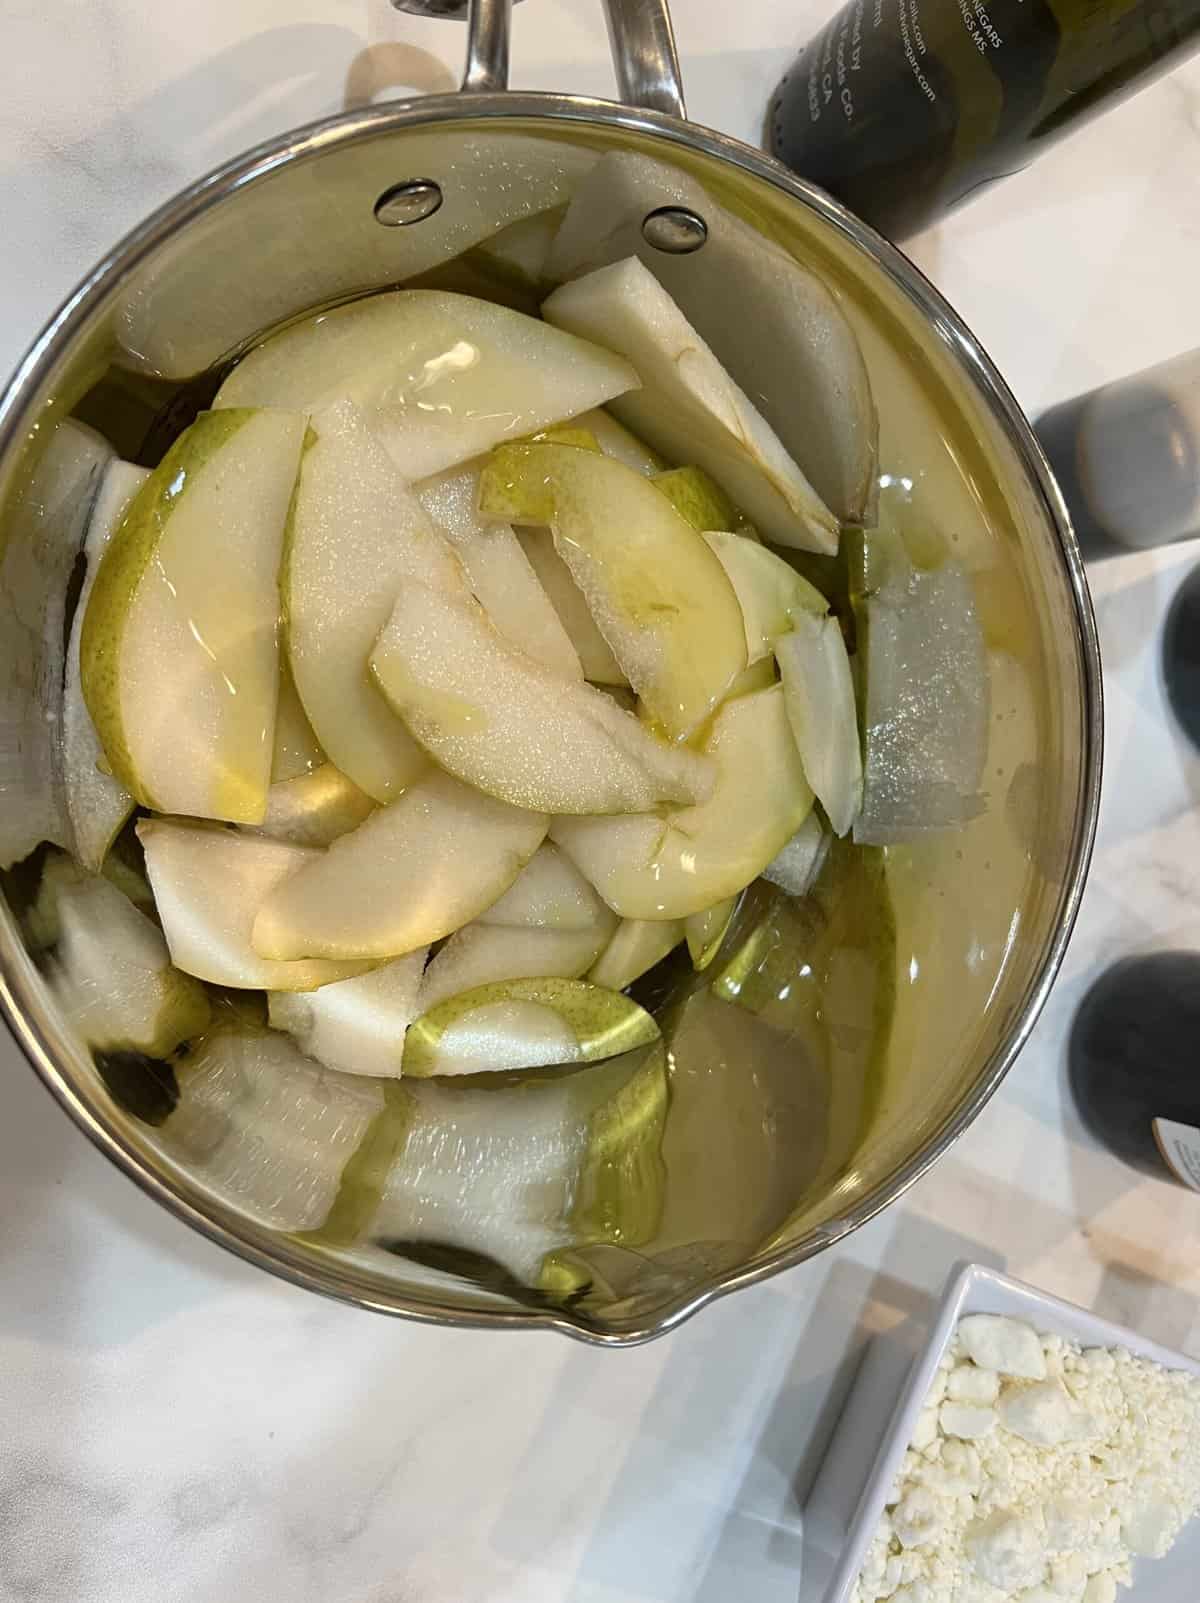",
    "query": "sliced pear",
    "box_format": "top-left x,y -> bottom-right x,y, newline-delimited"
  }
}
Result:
268,950 -> 427,1079
775,615 -> 863,837
725,658 -> 778,699
652,465 -> 739,532
252,768 -> 548,962
271,661 -> 324,783
478,842 -> 611,932
138,818 -> 376,991
1,418 -> 112,870
351,1041 -> 667,1283
418,920 -> 614,1013
48,874 -> 210,1057
118,130 -> 596,378
589,918 -> 683,991
854,531 -> 988,843
62,460 -> 147,870
762,812 -> 829,898
480,443 -> 747,739
685,897 -> 738,972
473,205 -> 565,289
283,401 -> 463,804
577,408 -> 667,475
404,977 -> 659,1078
215,289 -> 638,481
246,764 -> 375,848
552,684 -> 813,920
370,581 -> 714,813
514,530 -> 627,684
415,461 -> 581,680
702,531 -> 828,663
546,150 -> 877,524
81,409 -> 306,823
543,258 -> 838,553
160,1030 -> 384,1232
